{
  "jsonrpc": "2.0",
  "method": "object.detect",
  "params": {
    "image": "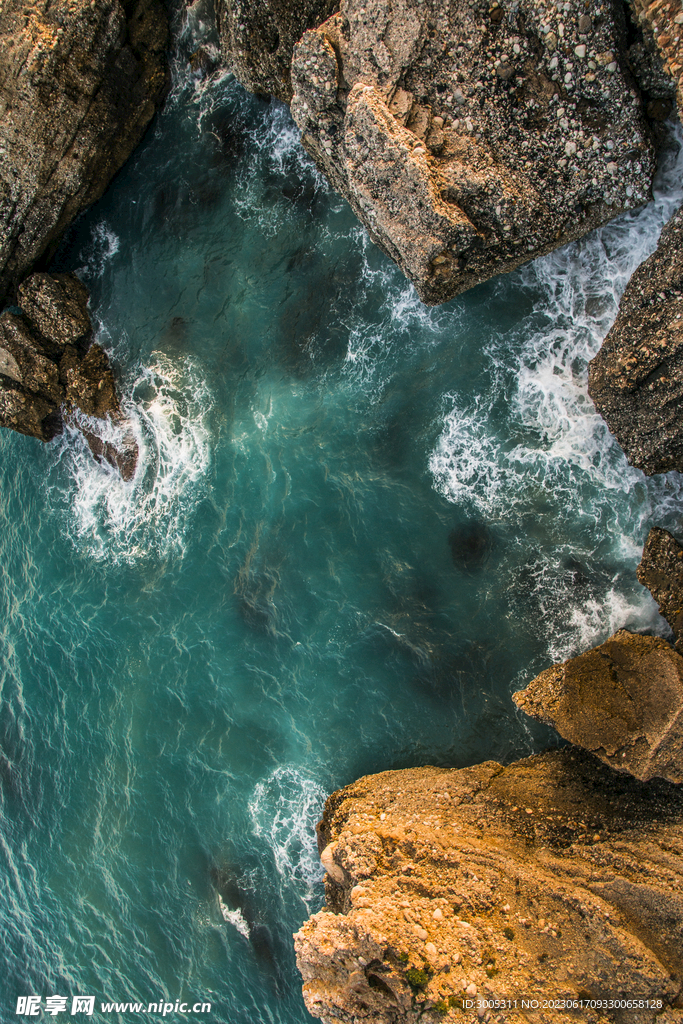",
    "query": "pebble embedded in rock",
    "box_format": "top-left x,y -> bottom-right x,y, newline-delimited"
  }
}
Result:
578,14 -> 592,32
